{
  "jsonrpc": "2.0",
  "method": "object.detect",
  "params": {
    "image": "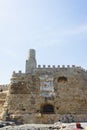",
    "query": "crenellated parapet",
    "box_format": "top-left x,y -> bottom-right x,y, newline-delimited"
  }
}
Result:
12,70 -> 25,77
24,49 -> 87,74
11,64 -> 87,81
37,64 -> 82,68
33,65 -> 87,76
36,64 -> 86,72
11,70 -> 26,84
0,84 -> 9,91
